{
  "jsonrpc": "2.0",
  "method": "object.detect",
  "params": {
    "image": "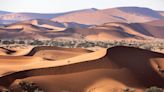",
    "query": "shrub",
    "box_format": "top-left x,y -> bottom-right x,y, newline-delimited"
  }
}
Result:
145,86 -> 163,92
1,88 -> 10,92
123,88 -> 135,92
19,81 -> 44,92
